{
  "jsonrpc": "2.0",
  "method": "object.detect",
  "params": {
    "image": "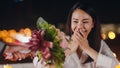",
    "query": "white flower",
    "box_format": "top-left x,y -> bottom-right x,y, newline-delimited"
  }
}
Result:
33,56 -> 45,68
